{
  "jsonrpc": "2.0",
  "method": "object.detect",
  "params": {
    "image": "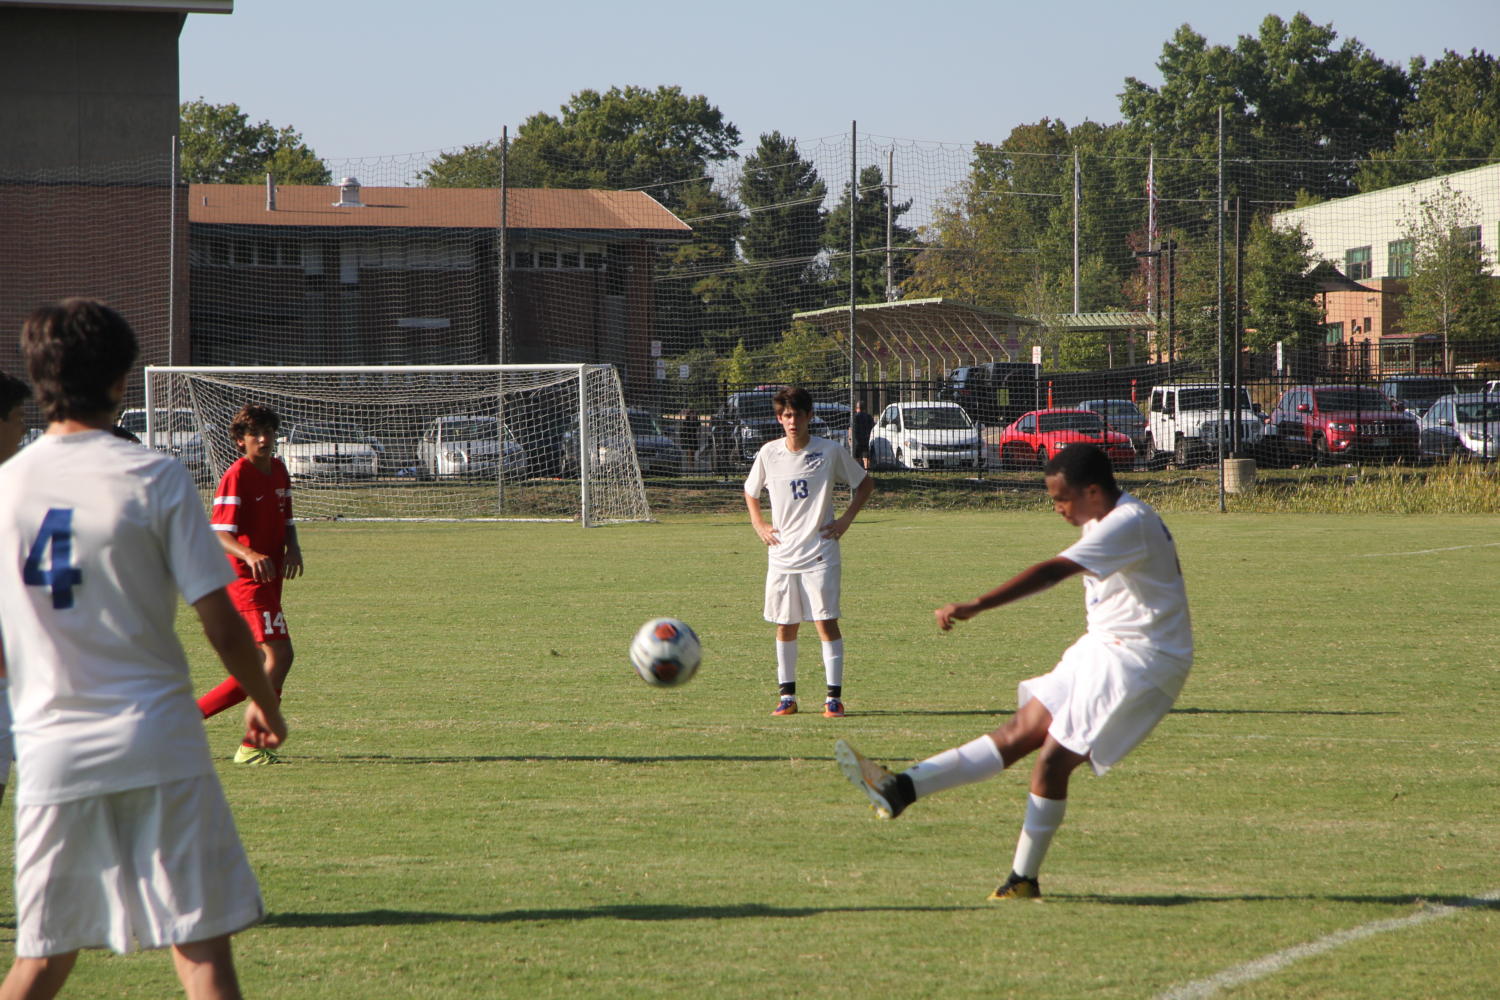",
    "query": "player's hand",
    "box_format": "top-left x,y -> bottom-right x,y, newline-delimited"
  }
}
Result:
934,602 -> 975,631
283,545 -> 304,580
242,702 -> 287,749
244,549 -> 277,582
755,523 -> 780,546
820,518 -> 848,540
